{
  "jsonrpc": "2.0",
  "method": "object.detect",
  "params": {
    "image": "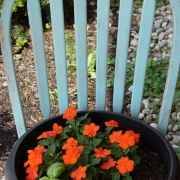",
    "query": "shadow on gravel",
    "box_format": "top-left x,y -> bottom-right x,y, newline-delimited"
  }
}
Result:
0,111 -> 18,179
